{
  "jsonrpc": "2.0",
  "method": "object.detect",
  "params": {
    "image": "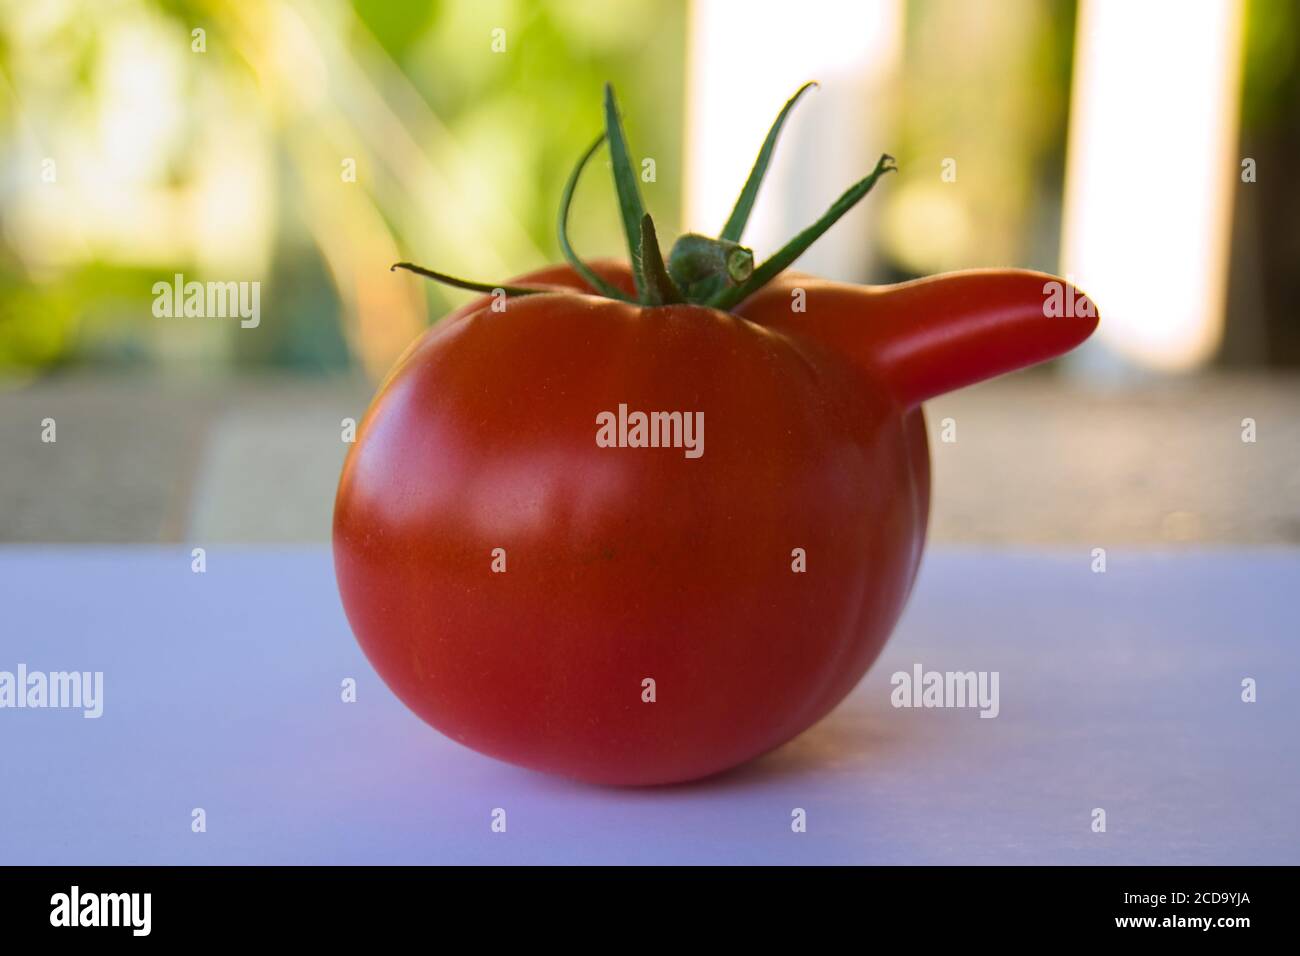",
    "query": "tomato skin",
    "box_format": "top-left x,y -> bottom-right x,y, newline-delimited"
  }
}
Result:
334,261 -> 1095,785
